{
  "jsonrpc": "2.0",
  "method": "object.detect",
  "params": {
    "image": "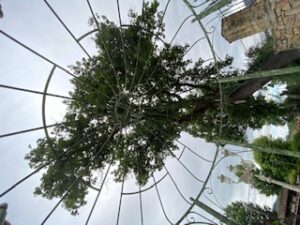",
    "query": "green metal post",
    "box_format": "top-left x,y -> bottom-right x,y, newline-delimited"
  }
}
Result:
214,138 -> 300,158
194,0 -> 232,21
256,174 -> 300,193
0,203 -> 7,225
191,198 -> 238,225
216,66 -> 300,83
